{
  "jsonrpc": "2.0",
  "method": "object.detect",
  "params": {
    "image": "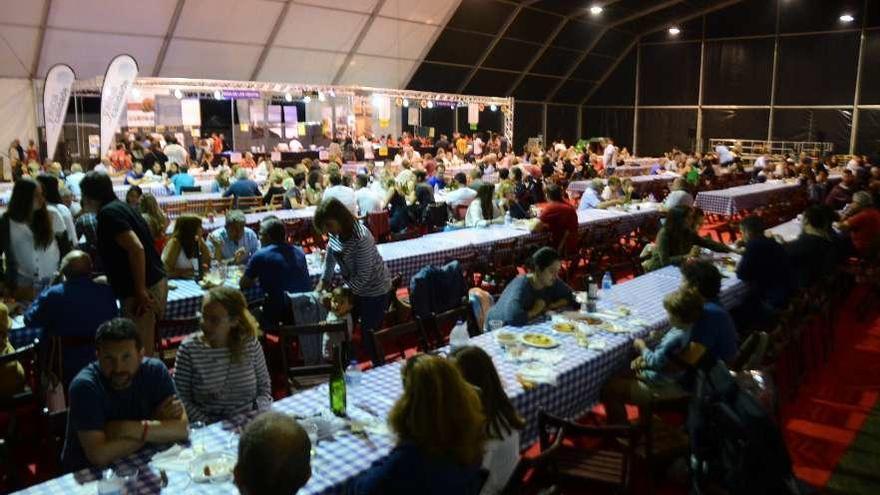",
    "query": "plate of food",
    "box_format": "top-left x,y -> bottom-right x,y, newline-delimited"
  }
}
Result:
190,452 -> 235,483
559,311 -> 603,325
495,331 -> 519,346
520,333 -> 559,349
551,322 -> 576,334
